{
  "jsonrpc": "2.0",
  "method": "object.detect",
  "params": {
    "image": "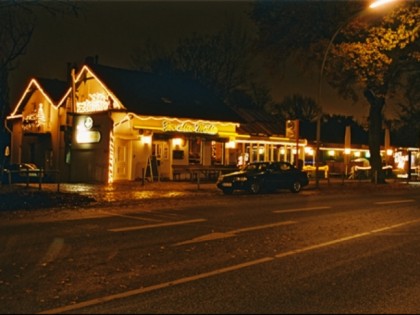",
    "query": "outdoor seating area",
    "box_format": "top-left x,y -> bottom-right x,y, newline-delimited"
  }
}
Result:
172,165 -> 239,182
